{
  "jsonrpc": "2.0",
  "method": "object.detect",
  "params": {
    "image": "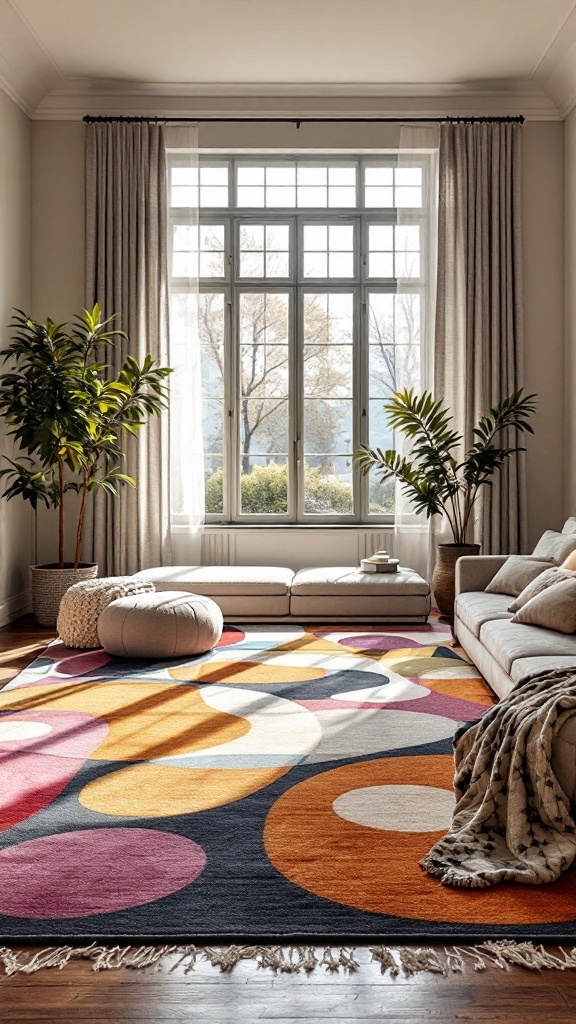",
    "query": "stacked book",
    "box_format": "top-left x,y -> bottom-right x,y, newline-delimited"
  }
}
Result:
360,550 -> 400,574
